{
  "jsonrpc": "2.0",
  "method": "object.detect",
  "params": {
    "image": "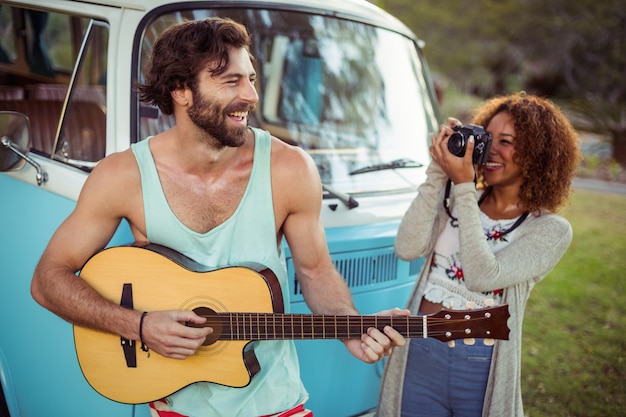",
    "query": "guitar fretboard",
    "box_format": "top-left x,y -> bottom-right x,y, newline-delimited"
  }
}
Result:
200,311 -> 499,341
